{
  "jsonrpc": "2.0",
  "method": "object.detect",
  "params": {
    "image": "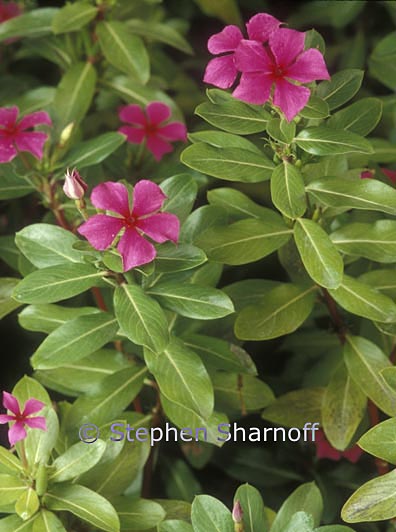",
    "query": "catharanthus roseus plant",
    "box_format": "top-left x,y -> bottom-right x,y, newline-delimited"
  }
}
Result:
2,1 -> 396,531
